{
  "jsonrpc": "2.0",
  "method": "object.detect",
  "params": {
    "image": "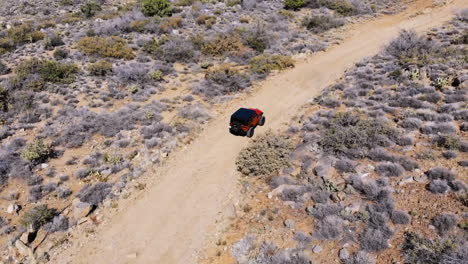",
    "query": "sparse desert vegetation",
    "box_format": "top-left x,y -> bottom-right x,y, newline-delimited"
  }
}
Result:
0,0 -> 464,263
203,11 -> 468,264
